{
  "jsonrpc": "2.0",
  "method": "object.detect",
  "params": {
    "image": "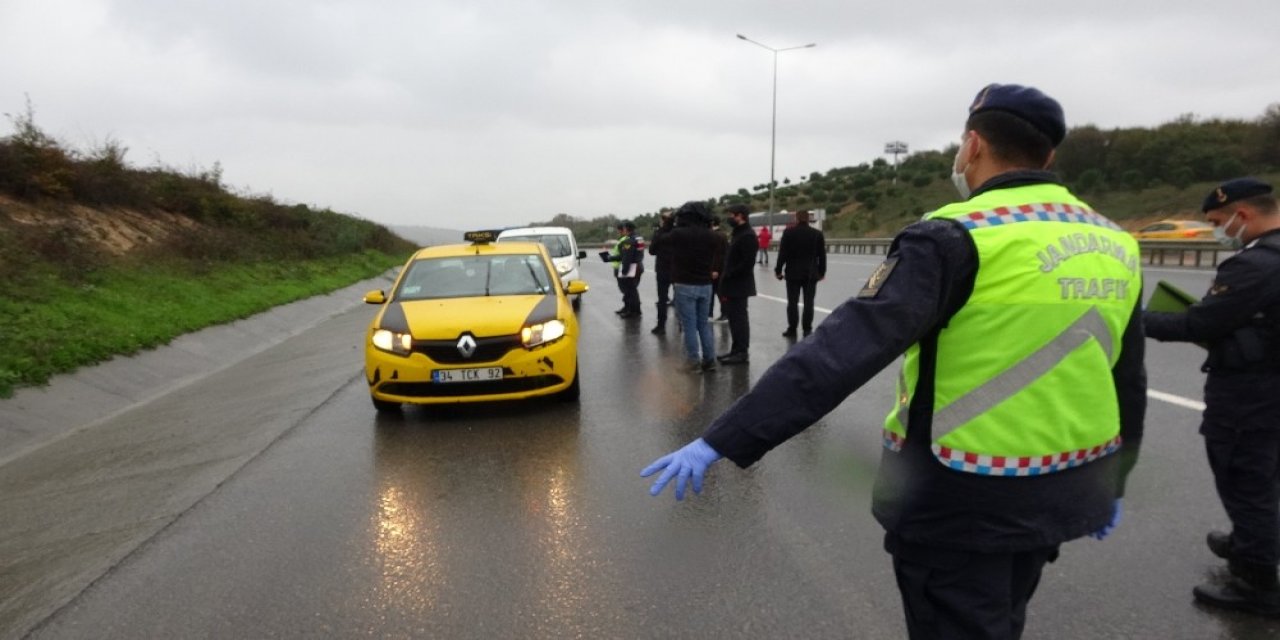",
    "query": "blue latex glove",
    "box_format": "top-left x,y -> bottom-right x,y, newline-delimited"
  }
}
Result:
1091,499 -> 1122,540
640,438 -> 723,501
